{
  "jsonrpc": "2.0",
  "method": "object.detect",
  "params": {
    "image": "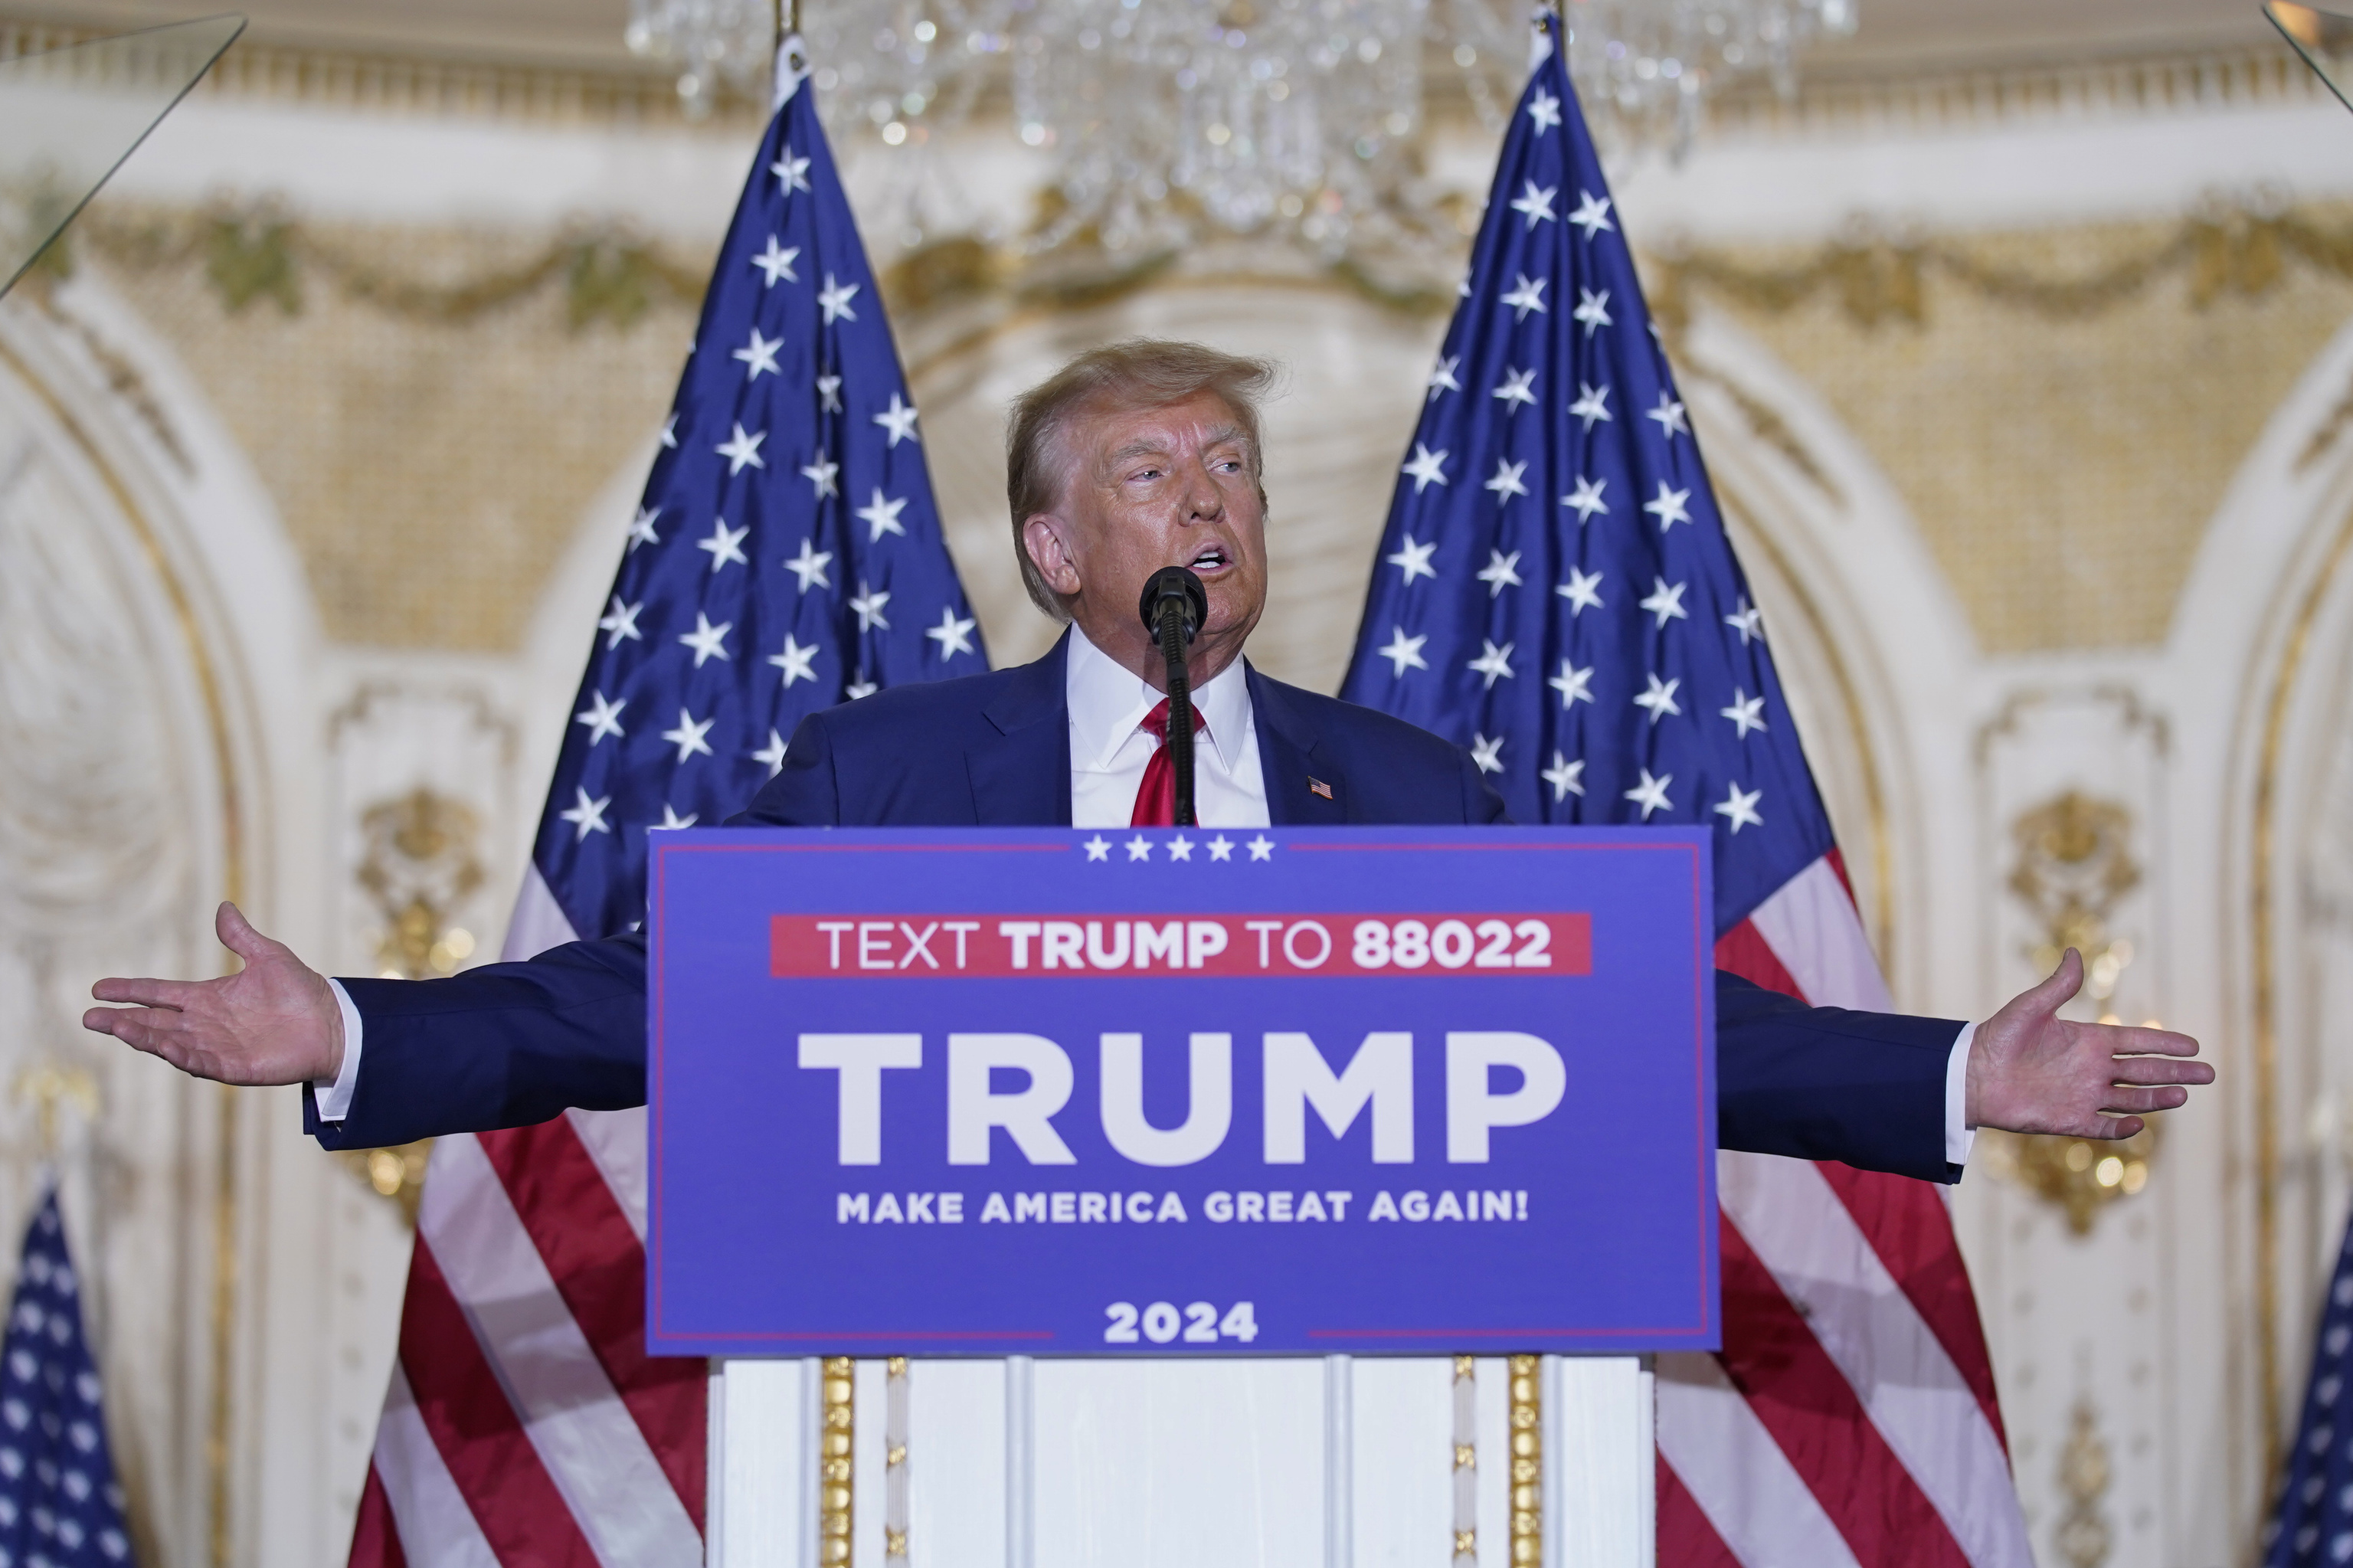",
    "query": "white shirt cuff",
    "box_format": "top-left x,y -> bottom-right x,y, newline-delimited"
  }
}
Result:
313,979 -> 364,1123
1945,1020 -> 1978,1169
